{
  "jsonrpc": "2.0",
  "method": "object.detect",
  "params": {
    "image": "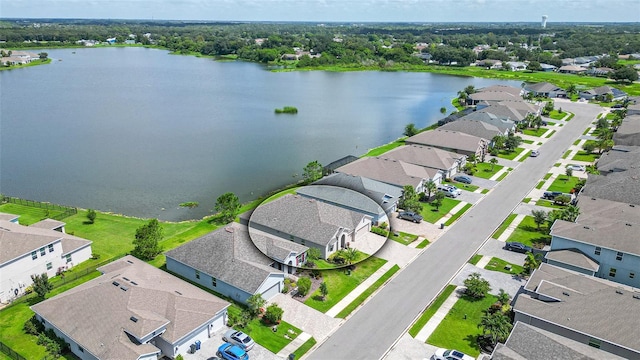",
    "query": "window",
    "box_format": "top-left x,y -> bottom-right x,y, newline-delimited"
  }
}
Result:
630,272 -> 636,279
39,247 -> 46,256
588,339 -> 601,349
48,244 -> 54,253
46,262 -> 52,270
594,247 -> 601,256
609,268 -> 617,277
32,251 -> 38,260
616,252 -> 623,261
78,346 -> 84,353
195,270 -> 200,279
212,277 -> 217,287
65,254 -> 72,263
